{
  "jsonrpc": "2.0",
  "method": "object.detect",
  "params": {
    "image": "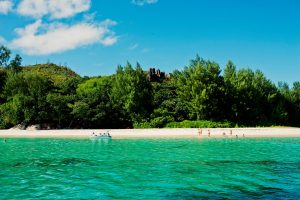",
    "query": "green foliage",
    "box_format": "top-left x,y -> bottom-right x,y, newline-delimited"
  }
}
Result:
165,120 -> 232,128
0,69 -> 6,97
70,76 -> 127,128
0,46 -> 22,71
1,47 -> 300,129
133,122 -> 152,128
174,56 -> 227,121
0,72 -> 54,128
134,115 -> 174,128
224,66 -> 280,126
110,63 -> 153,125
46,93 -> 75,128
23,63 -> 80,87
71,76 -> 111,127
0,46 -> 11,67
8,54 -> 22,71
152,80 -> 189,122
